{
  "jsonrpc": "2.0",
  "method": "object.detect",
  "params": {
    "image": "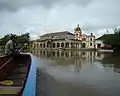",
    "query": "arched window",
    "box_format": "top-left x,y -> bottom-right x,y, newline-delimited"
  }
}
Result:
53,43 -> 55,48
57,43 -> 60,48
61,43 -> 64,47
82,43 -> 86,48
